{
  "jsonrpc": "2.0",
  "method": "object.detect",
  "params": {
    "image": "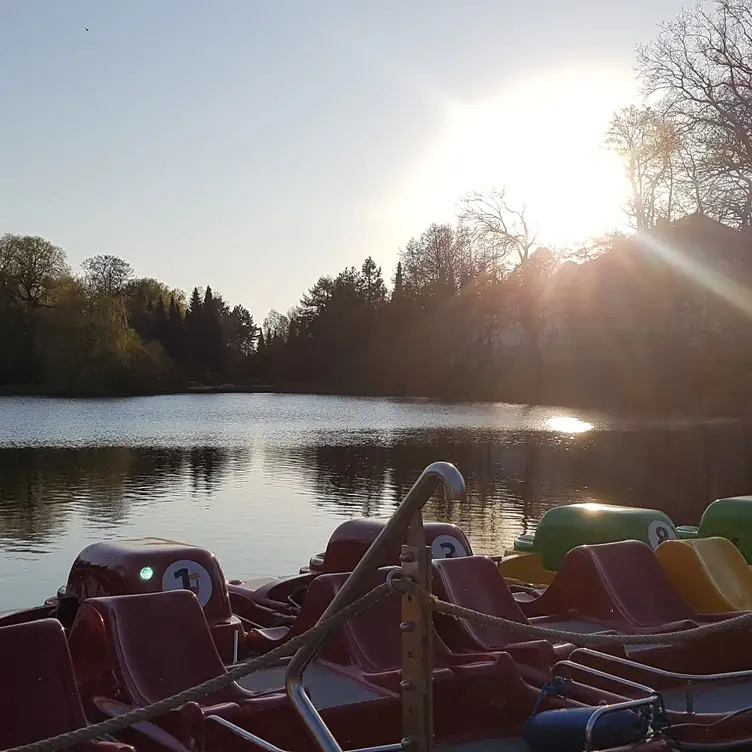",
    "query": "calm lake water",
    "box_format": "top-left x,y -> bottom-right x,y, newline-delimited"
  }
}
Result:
0,394 -> 750,608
